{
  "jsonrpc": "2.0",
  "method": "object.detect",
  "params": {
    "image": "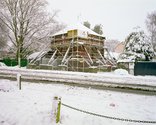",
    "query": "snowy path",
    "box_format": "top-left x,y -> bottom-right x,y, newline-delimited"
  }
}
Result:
0,79 -> 156,125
